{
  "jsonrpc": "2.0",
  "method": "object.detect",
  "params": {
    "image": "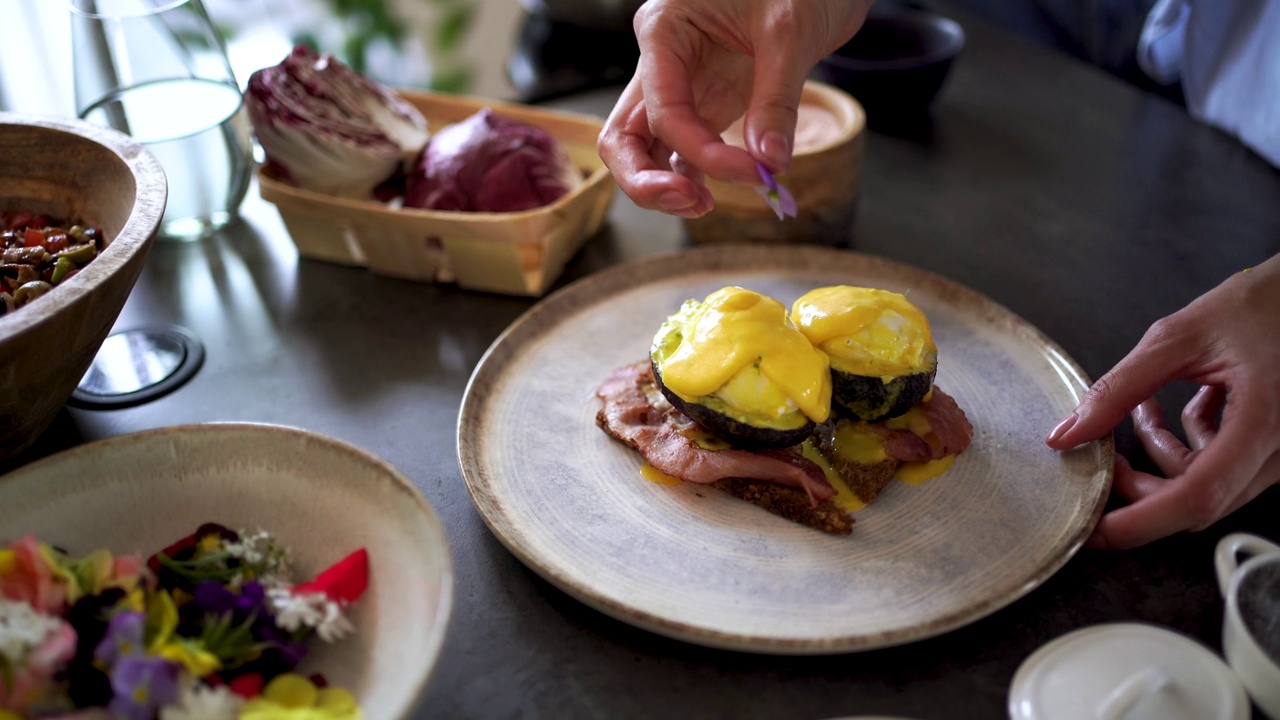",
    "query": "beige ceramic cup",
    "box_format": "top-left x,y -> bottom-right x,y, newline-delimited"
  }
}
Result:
683,81 -> 866,246
1215,532 -> 1280,720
